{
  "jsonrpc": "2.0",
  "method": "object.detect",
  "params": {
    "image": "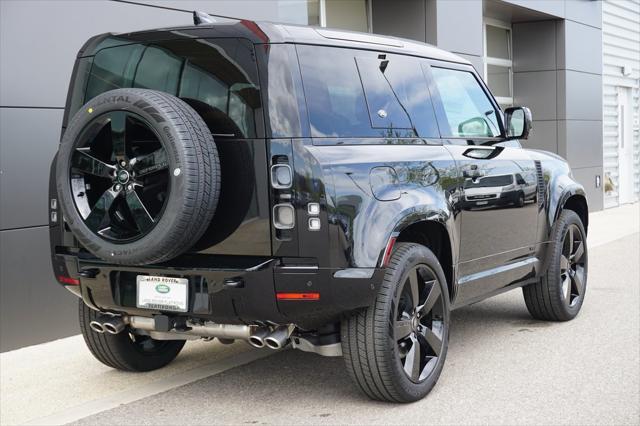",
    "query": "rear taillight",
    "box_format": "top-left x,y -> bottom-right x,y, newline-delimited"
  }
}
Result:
273,203 -> 295,229
271,164 -> 292,189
